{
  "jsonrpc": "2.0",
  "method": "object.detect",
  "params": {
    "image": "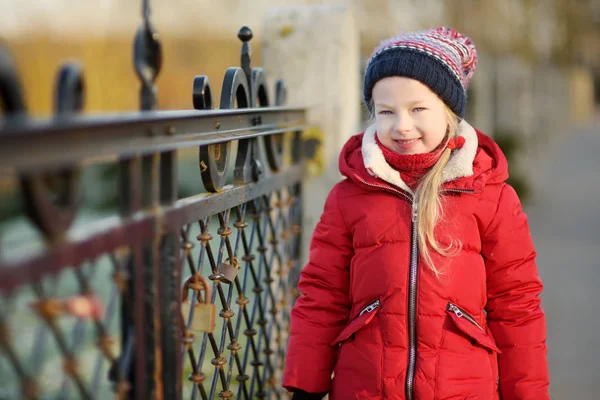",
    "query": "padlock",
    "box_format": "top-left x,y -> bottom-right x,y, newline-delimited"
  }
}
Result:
218,257 -> 240,285
181,275 -> 216,333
